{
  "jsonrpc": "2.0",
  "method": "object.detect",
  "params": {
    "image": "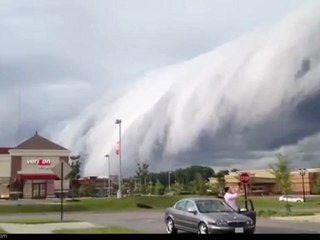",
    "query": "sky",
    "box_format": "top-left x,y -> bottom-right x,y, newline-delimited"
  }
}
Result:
2,0 -> 319,176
